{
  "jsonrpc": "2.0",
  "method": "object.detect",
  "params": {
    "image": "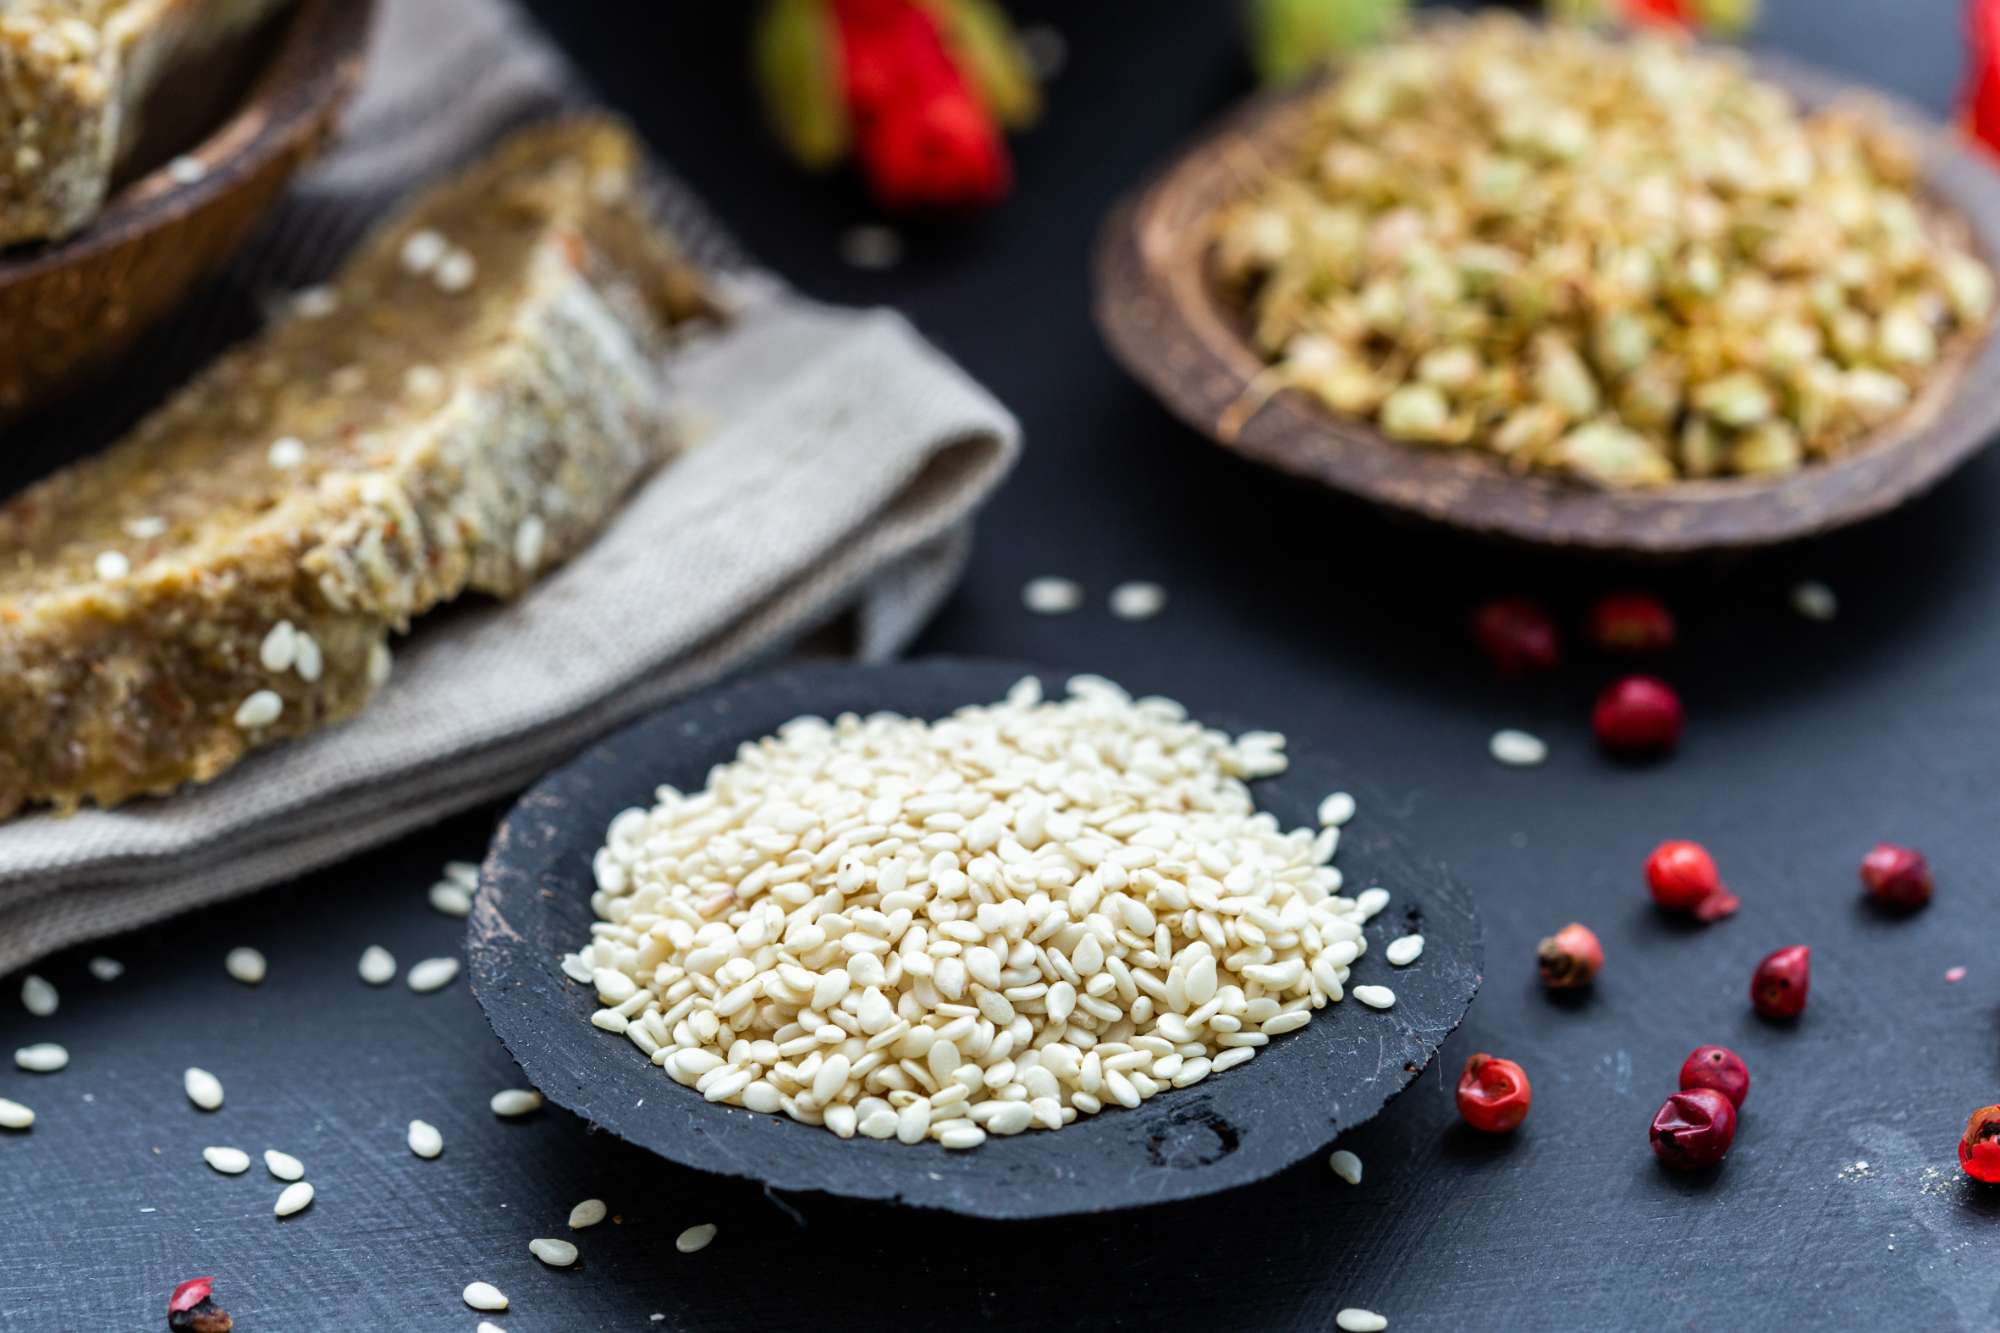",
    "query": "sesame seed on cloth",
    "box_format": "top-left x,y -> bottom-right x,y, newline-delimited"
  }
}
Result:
1329,1149 -> 1363,1184
14,1042 -> 67,1072
408,1119 -> 444,1158
428,882 -> 473,917
675,1223 -> 718,1254
463,1282 -> 508,1312
1021,576 -> 1084,614
1107,581 -> 1167,620
1317,791 -> 1356,826
1385,935 -> 1424,967
406,958 -> 460,993
274,1181 -> 314,1217
225,947 -> 267,985
202,1146 -> 251,1174
569,1198 -> 608,1229
0,1099 -> 35,1130
184,1067 -> 224,1111
566,674 -> 1383,1147
529,1238 -> 579,1267
1489,729 -> 1547,767
1337,1310 -> 1388,1332
358,946 -> 397,986
490,1089 -> 543,1117
264,1149 -> 304,1181
20,974 -> 56,1016
87,957 -> 123,981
